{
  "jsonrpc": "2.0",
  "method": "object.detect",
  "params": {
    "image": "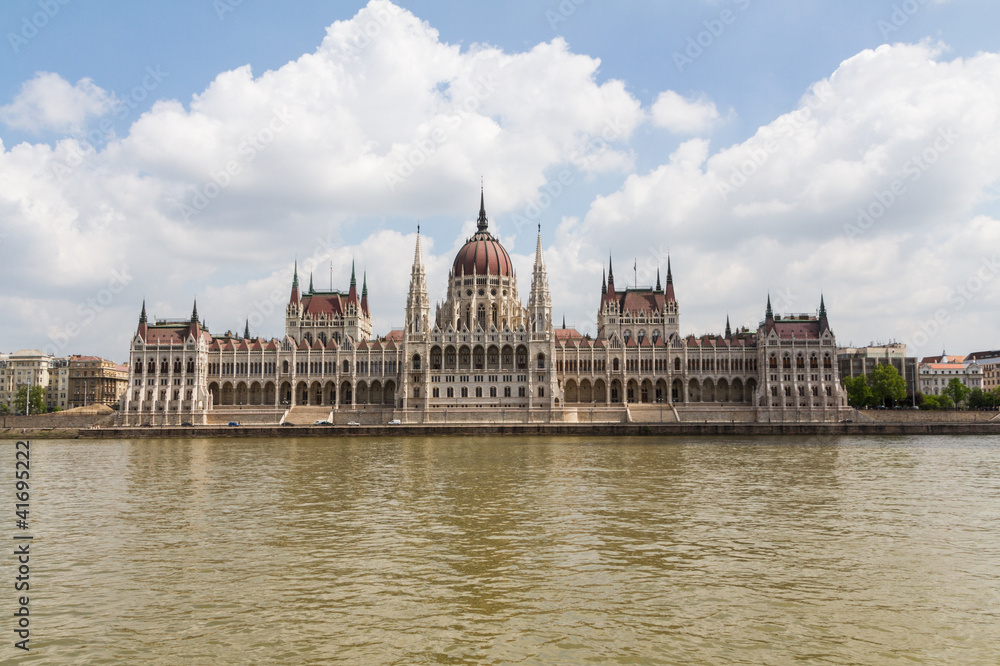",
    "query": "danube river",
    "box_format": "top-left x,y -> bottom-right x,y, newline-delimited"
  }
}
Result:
5,435 -> 1000,663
